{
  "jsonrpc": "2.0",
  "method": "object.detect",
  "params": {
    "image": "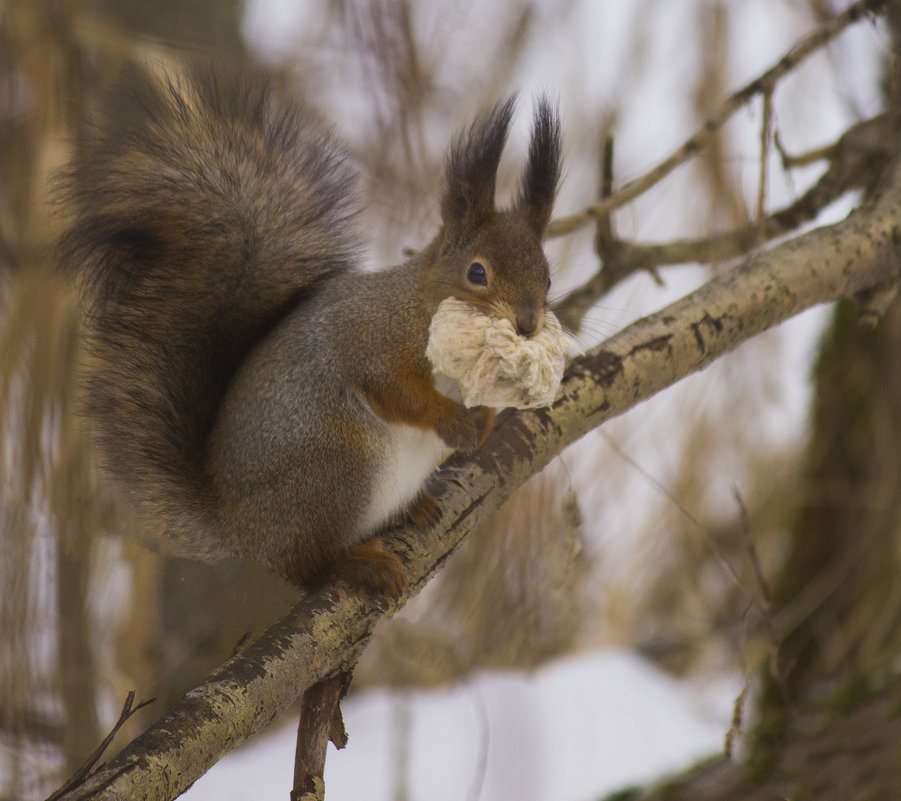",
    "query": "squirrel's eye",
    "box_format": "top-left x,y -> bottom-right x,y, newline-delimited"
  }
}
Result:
466,261 -> 488,286
547,277 -> 552,292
